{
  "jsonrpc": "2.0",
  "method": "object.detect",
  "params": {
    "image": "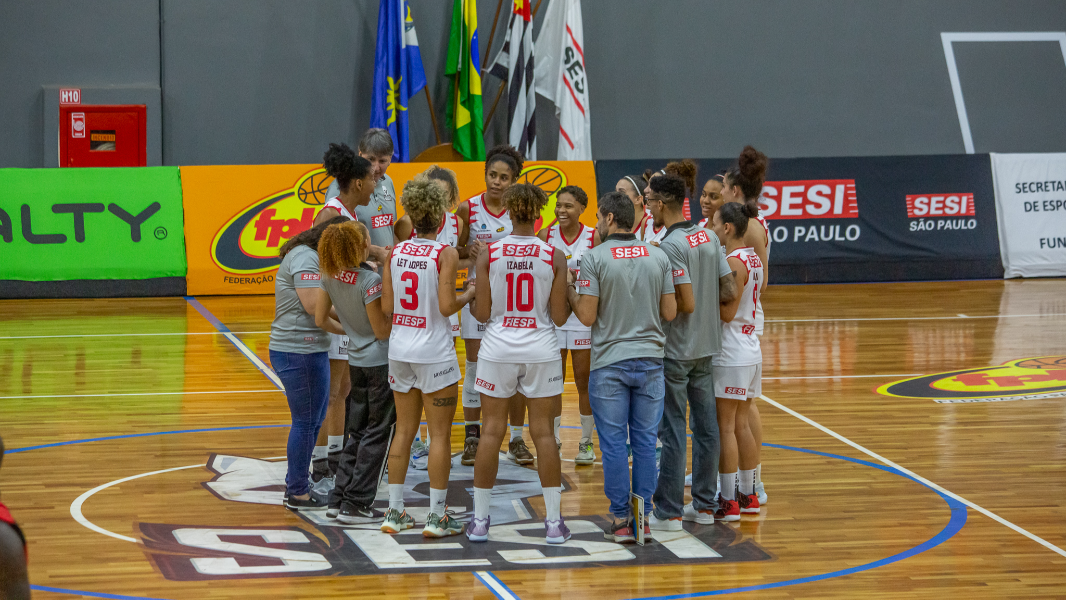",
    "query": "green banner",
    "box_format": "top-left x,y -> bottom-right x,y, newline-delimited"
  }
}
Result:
0,167 -> 186,281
